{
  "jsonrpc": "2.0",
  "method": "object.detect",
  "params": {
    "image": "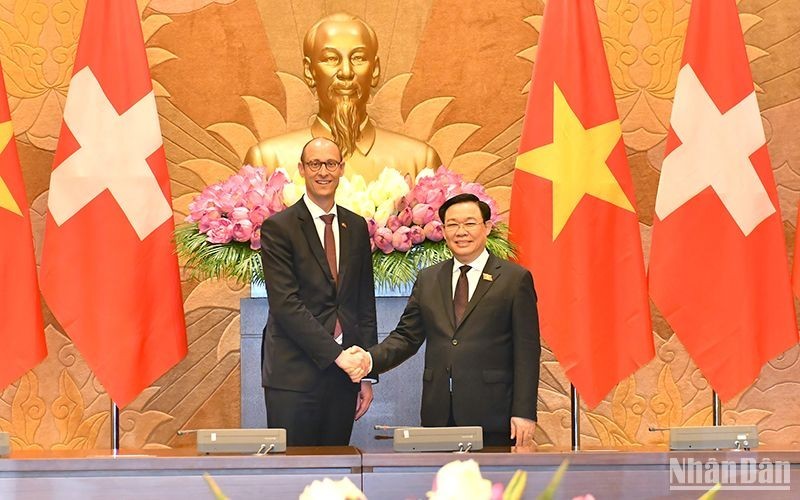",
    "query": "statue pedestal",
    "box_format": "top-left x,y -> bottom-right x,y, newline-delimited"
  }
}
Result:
240,296 -> 425,450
